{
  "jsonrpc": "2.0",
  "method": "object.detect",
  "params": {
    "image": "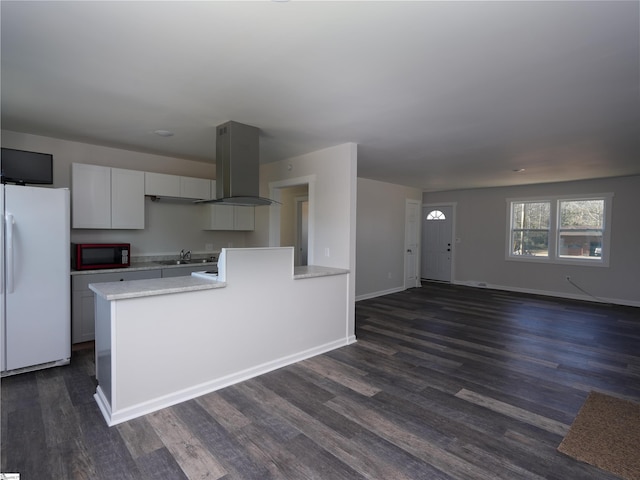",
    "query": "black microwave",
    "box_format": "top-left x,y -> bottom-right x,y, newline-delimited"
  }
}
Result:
71,243 -> 130,270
